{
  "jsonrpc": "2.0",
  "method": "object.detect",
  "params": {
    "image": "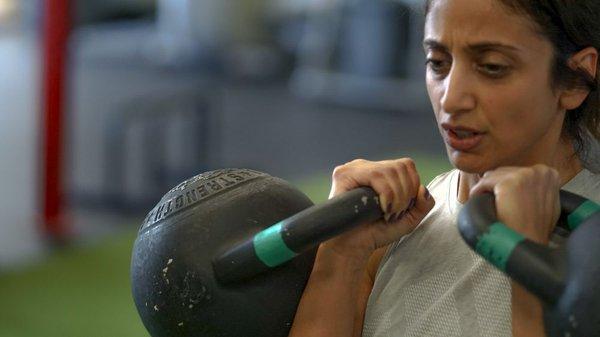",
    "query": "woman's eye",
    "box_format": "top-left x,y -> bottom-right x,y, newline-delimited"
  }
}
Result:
426,59 -> 450,75
477,63 -> 509,77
